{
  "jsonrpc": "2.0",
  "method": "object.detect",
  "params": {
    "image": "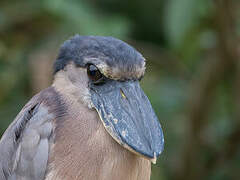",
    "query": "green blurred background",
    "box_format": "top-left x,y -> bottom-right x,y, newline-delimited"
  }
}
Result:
0,0 -> 240,179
